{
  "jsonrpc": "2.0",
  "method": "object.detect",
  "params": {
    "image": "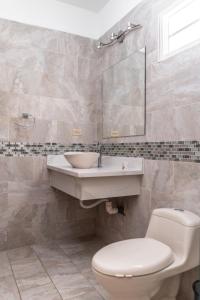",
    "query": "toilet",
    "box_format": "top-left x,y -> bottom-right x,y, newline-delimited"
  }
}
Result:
92,208 -> 200,300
